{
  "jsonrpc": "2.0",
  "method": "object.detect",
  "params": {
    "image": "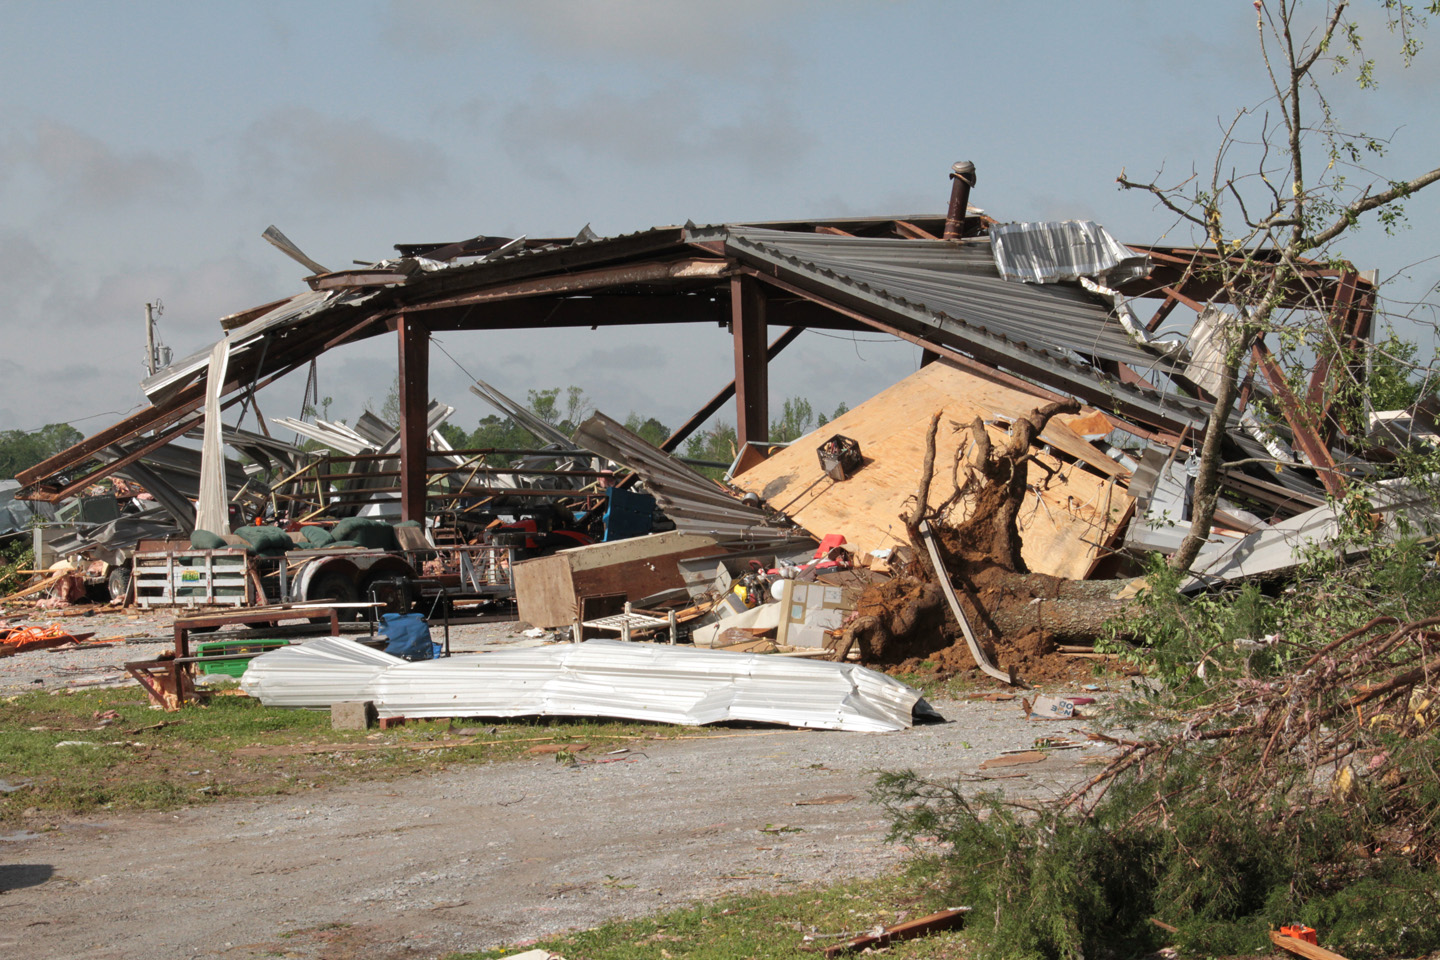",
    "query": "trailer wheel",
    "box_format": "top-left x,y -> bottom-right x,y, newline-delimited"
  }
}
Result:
308,571 -> 360,623
106,566 -> 131,603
